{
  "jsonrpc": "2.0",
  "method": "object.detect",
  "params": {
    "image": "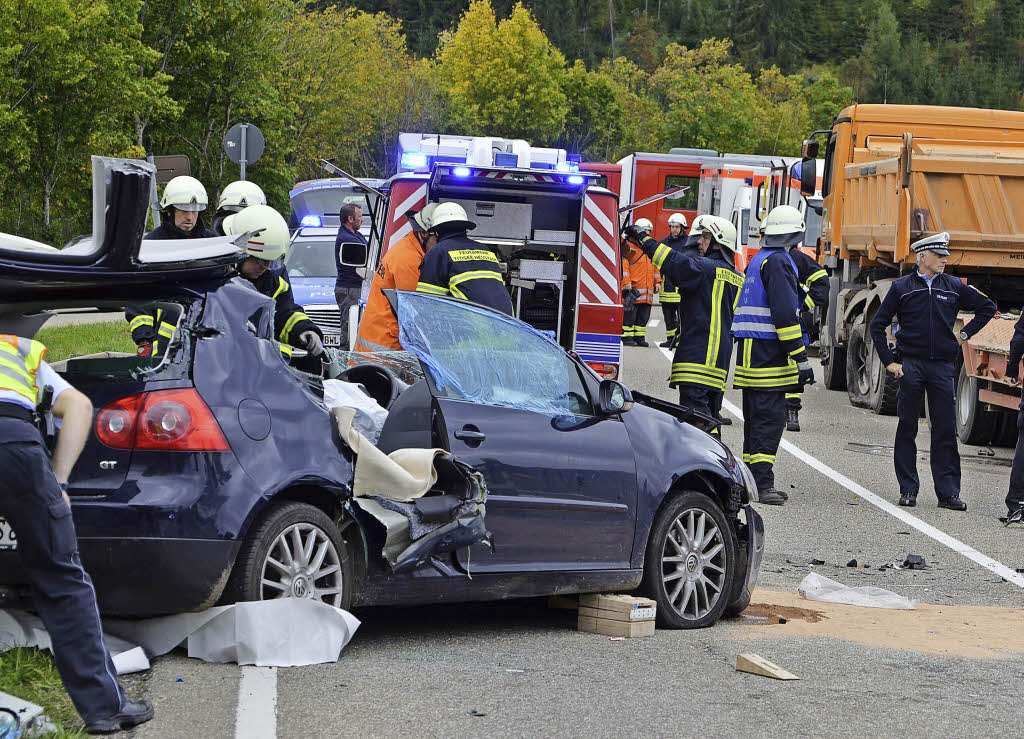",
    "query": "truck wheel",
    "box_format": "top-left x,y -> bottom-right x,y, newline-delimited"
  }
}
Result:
641,491 -> 738,629
846,323 -> 898,414
994,412 -> 1019,448
821,344 -> 847,391
223,501 -> 354,610
954,363 -> 997,445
